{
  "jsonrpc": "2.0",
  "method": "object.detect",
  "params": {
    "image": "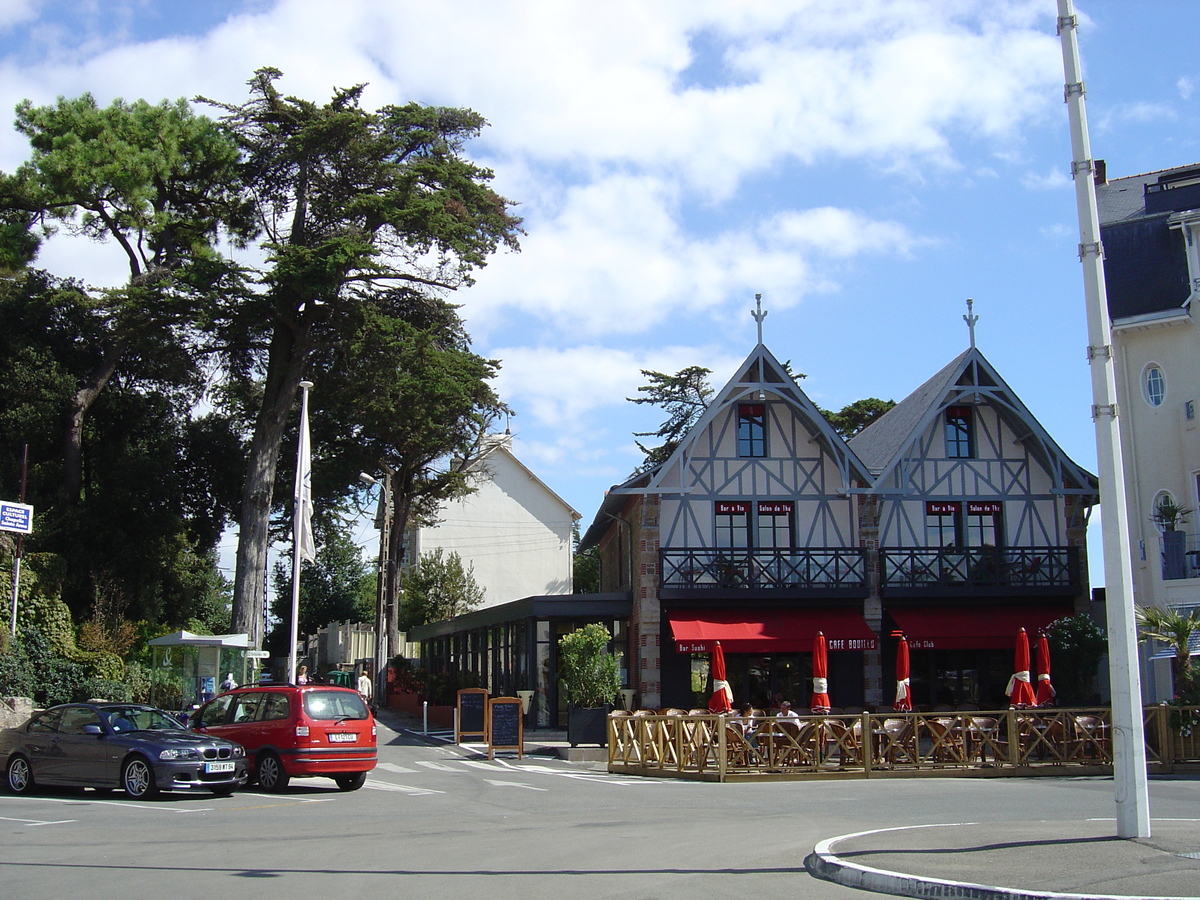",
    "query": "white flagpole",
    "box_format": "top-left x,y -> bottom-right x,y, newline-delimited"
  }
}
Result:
289,381 -> 316,686
1057,0 -> 1149,839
